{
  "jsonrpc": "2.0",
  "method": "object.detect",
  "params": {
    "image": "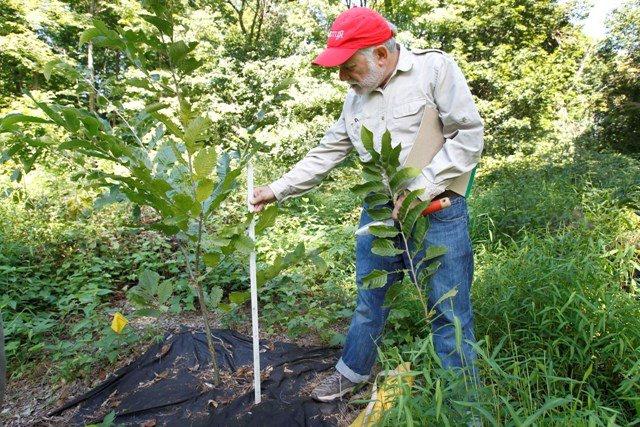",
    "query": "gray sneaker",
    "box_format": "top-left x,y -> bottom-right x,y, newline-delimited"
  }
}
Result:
310,371 -> 358,402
